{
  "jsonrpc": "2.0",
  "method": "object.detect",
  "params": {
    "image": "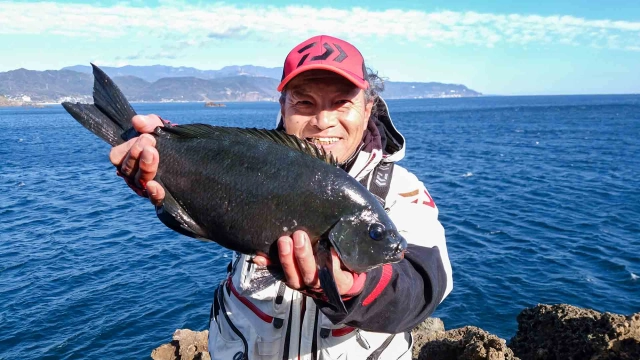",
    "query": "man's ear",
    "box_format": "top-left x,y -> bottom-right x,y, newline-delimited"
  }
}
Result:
278,93 -> 286,130
364,98 -> 373,121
